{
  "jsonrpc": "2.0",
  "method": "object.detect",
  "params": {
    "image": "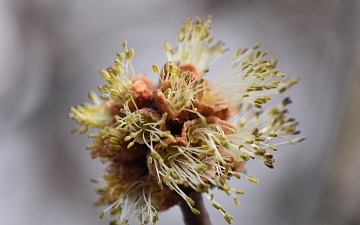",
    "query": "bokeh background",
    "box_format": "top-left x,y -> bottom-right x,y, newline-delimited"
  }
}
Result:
1,0 -> 360,224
